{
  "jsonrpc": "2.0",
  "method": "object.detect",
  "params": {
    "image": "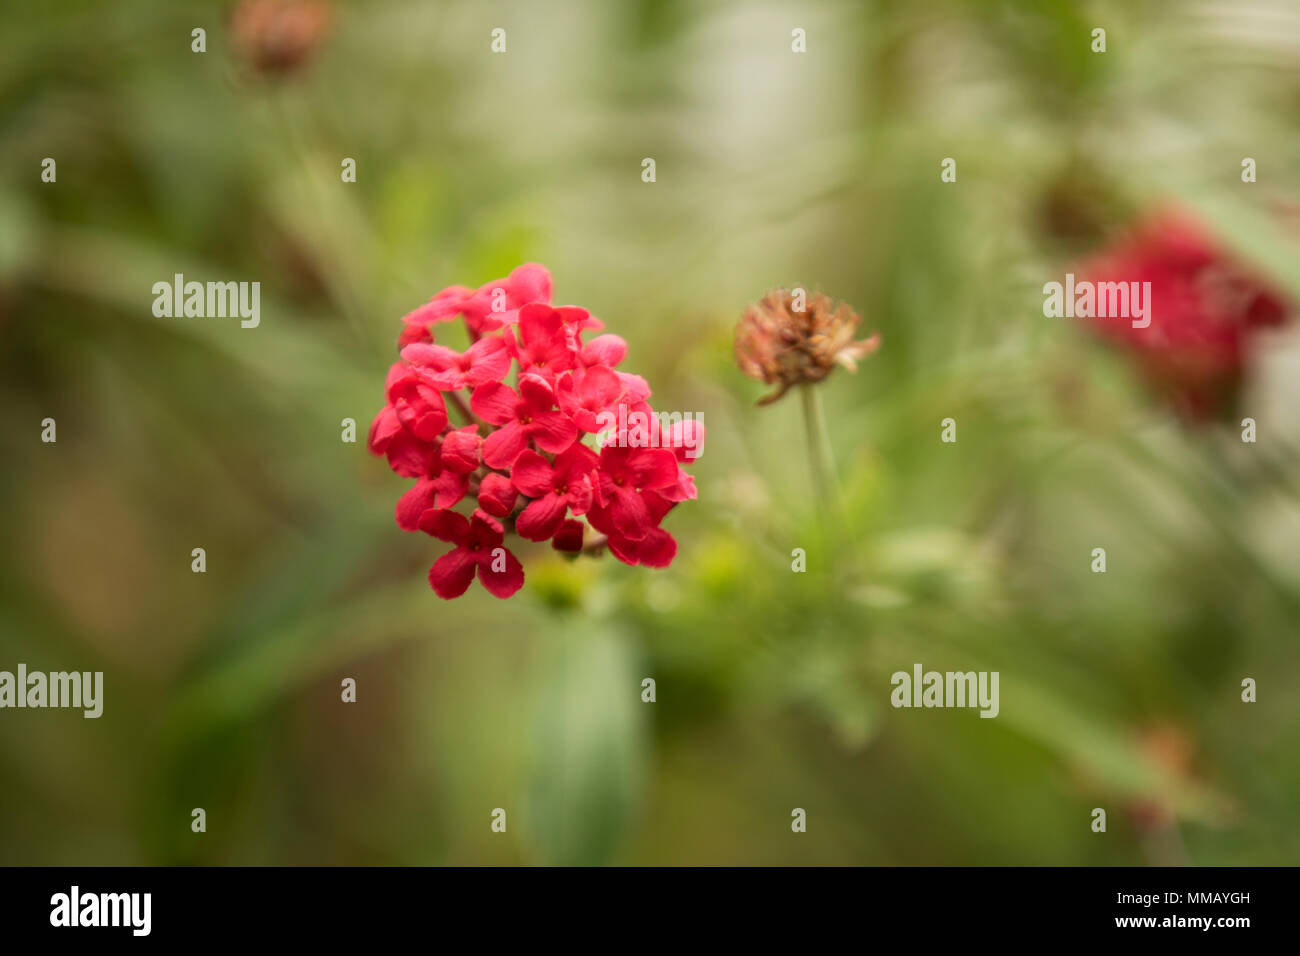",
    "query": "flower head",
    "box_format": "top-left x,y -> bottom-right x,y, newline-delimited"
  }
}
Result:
368,264 -> 702,599
231,0 -> 333,76
735,289 -> 880,405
